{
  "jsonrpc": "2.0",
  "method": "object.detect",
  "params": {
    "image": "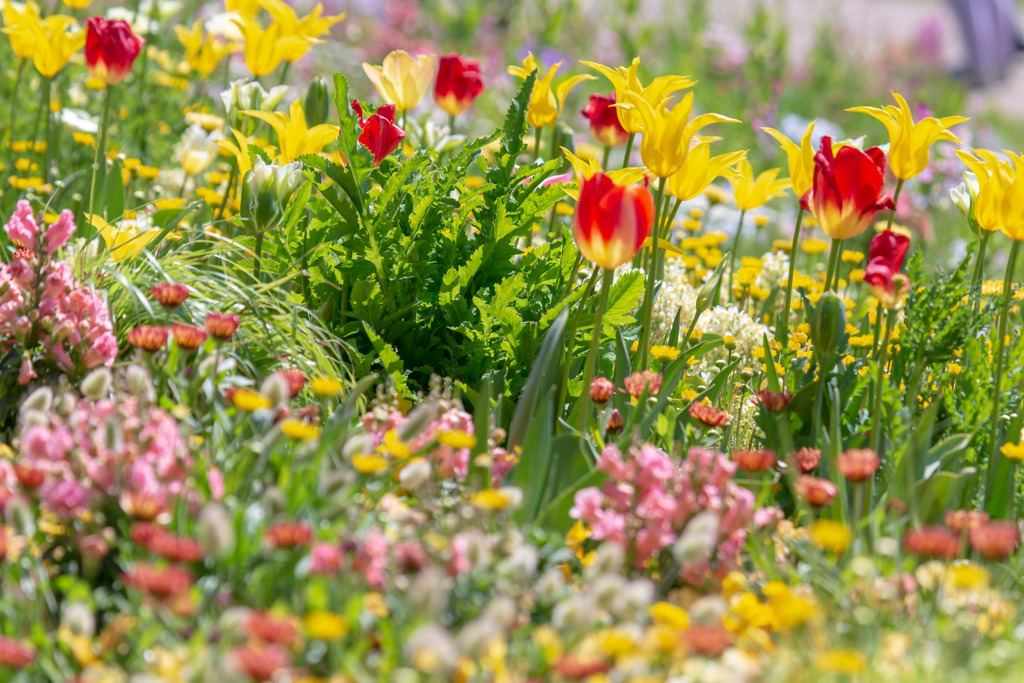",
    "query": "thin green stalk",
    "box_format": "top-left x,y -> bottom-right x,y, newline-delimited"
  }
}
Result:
870,302 -> 883,357
601,145 -> 610,169
622,133 -> 634,168
558,270 -> 601,416
577,268 -> 615,431
5,58 -> 25,168
823,238 -> 843,292
87,86 -> 113,222
40,77 -> 52,183
448,114 -> 455,134
779,207 -> 805,345
534,126 -> 542,160
638,177 -> 667,369
885,178 -> 905,230
215,162 -> 238,222
871,308 -> 897,455
728,210 -> 747,302
279,61 -> 291,86
971,230 -> 992,313
253,231 -> 265,281
983,239 -> 1021,508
